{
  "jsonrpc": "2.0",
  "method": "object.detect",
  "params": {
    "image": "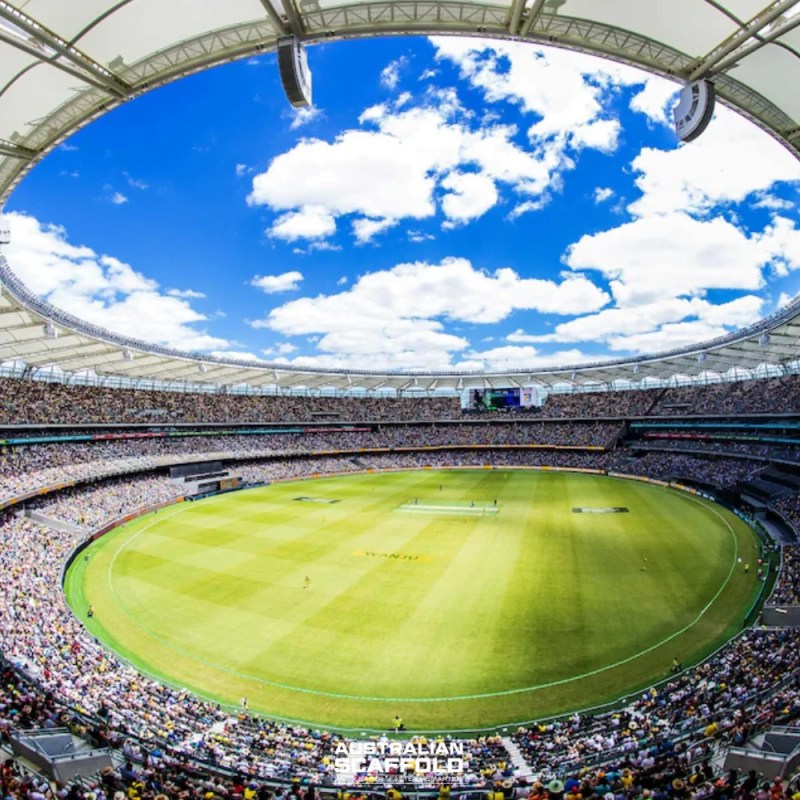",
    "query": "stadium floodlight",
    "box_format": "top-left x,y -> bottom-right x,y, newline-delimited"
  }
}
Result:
673,80 -> 715,143
277,35 -> 312,108
43,320 -> 57,339
122,348 -> 133,361
759,333 -> 771,347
